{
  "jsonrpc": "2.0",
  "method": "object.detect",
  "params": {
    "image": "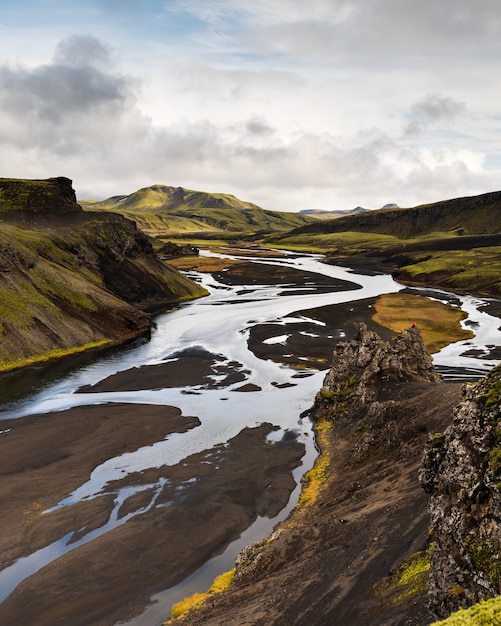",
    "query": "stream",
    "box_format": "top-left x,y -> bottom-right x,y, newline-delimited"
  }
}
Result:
0,250 -> 500,625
